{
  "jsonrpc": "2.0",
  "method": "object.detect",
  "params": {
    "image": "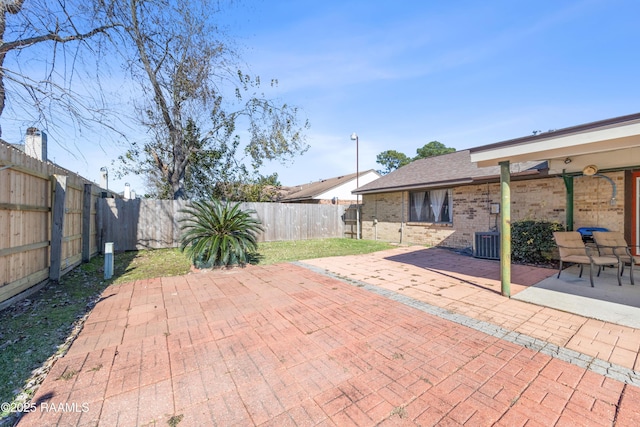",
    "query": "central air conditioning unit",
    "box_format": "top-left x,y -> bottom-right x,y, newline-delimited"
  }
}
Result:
474,232 -> 500,260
